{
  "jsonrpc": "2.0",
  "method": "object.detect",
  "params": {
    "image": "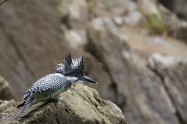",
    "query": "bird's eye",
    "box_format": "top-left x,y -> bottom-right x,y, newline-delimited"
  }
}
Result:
55,67 -> 64,73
